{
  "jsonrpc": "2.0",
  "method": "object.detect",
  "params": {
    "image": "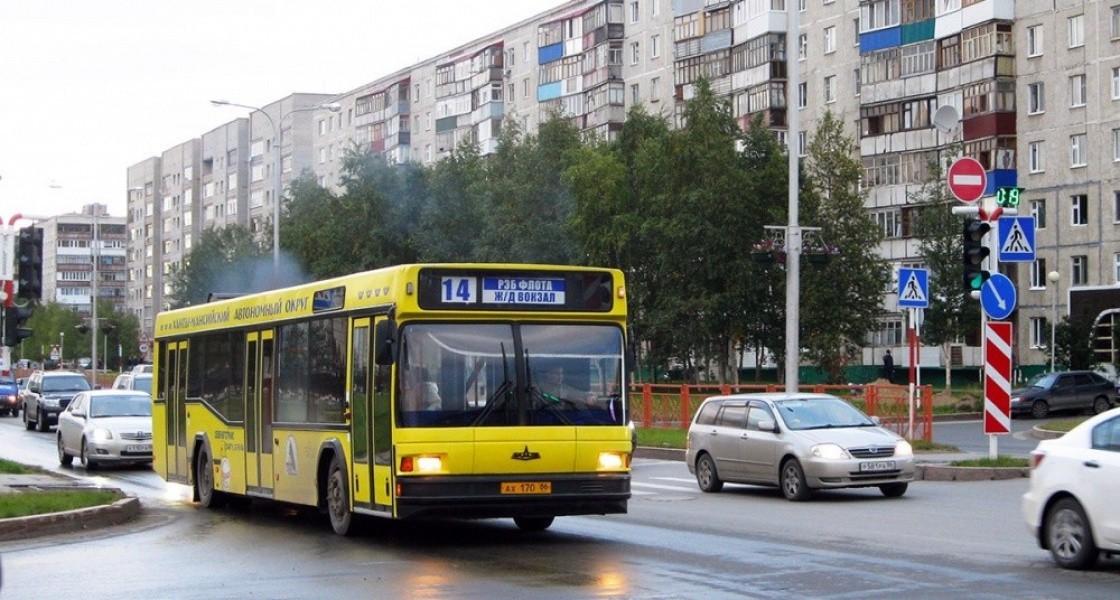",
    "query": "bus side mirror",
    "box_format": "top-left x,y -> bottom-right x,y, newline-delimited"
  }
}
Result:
374,318 -> 397,366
